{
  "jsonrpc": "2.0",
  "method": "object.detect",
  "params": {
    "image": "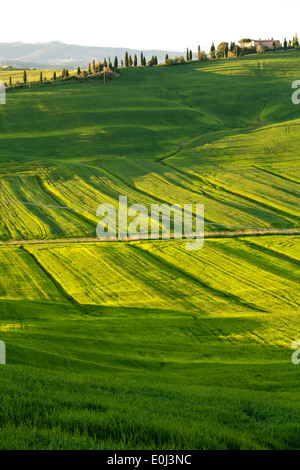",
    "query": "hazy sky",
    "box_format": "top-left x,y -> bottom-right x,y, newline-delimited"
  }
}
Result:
1,0 -> 299,52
